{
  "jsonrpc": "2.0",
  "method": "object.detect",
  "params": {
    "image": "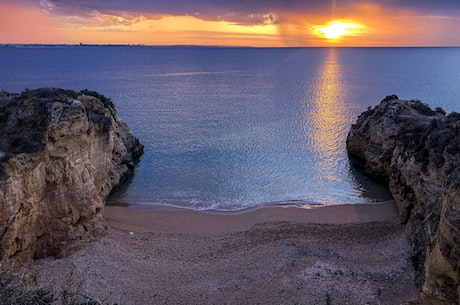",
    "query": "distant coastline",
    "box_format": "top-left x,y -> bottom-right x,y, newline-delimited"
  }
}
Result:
1,43 -> 459,49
